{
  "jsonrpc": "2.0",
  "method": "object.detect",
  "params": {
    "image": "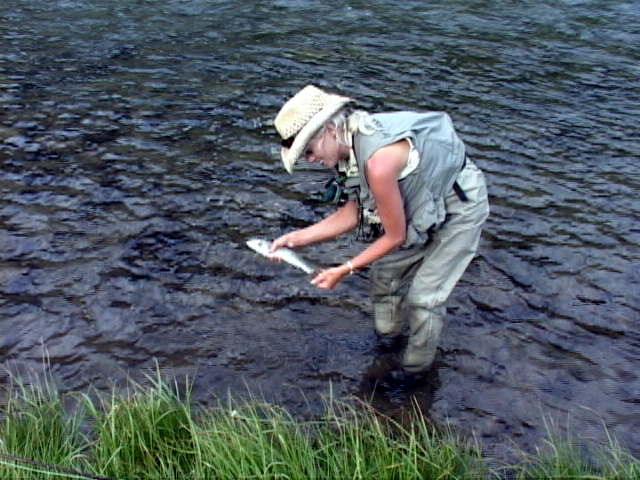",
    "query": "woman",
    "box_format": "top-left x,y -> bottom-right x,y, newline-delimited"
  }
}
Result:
270,85 -> 489,375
